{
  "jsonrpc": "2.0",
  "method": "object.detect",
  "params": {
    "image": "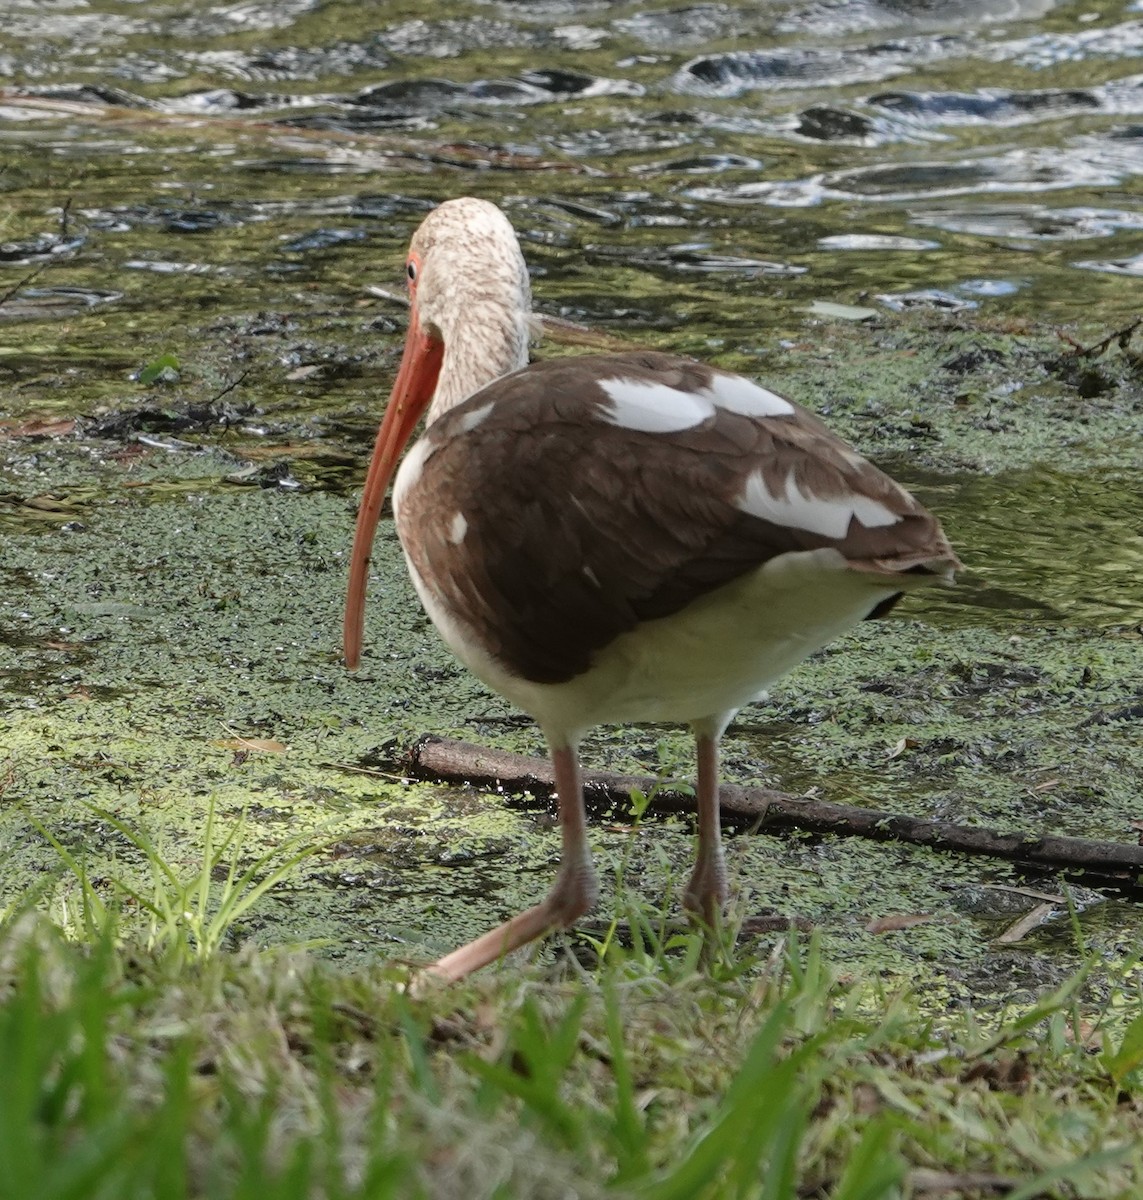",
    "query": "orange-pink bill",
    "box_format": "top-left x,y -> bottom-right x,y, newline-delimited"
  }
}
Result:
343,314 -> 444,669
